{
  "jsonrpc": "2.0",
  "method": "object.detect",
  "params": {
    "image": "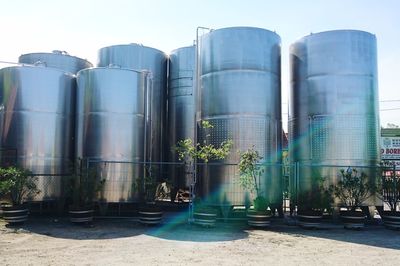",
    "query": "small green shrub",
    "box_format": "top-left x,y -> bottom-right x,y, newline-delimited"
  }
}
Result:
238,147 -> 269,212
69,166 -> 105,209
331,168 -> 375,211
0,166 -> 39,205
